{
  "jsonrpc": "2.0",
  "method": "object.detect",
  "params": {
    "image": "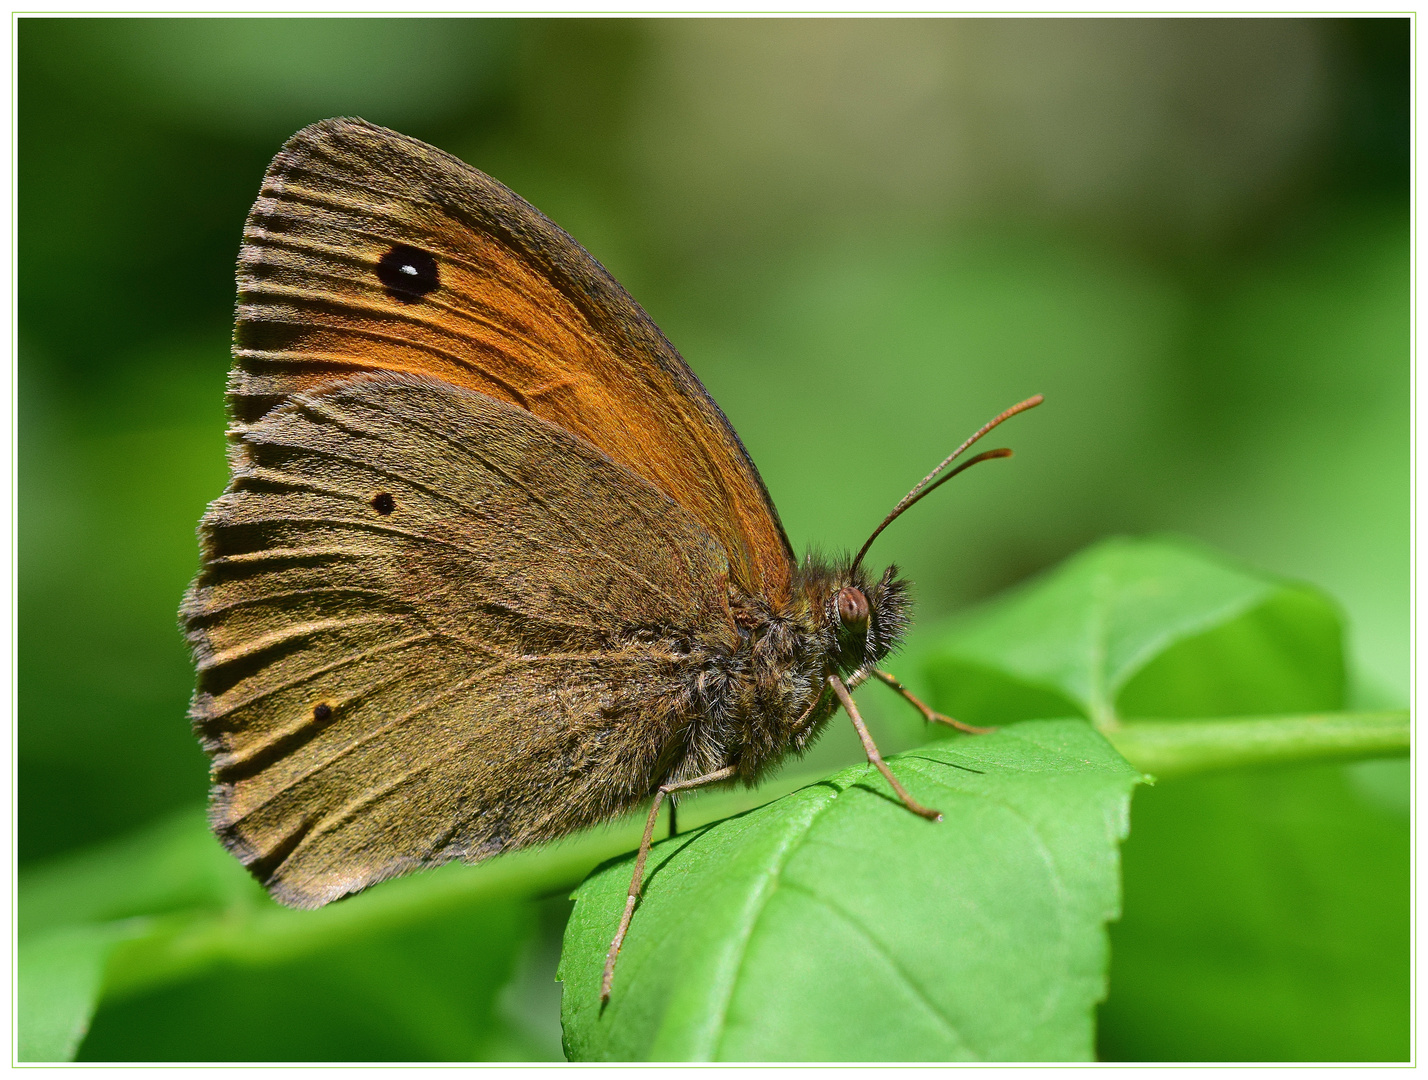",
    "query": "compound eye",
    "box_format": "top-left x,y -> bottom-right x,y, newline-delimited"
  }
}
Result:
836,586 -> 870,636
